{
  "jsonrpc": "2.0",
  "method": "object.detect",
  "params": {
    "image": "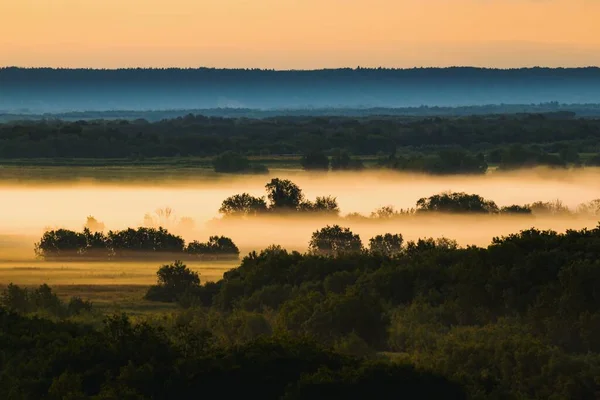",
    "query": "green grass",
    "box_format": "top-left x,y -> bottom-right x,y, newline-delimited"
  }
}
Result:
53,284 -> 178,316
